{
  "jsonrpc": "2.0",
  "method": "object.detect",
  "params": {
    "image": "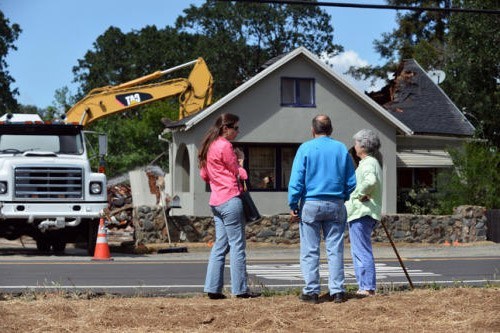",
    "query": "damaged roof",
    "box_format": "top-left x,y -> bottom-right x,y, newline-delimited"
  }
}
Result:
367,59 -> 475,137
